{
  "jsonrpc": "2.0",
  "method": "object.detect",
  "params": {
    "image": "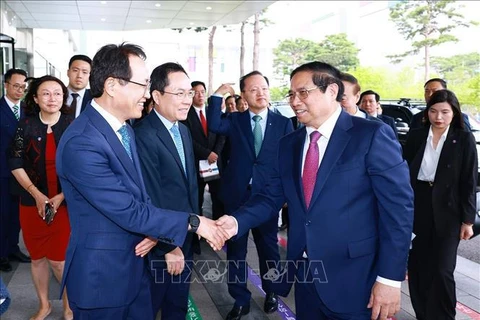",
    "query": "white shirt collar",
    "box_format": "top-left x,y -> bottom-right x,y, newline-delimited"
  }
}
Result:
428,125 -> 450,140
305,105 -> 342,140
4,96 -> 20,108
154,109 -> 178,130
68,87 -> 86,98
90,99 -> 124,133
248,107 -> 268,121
